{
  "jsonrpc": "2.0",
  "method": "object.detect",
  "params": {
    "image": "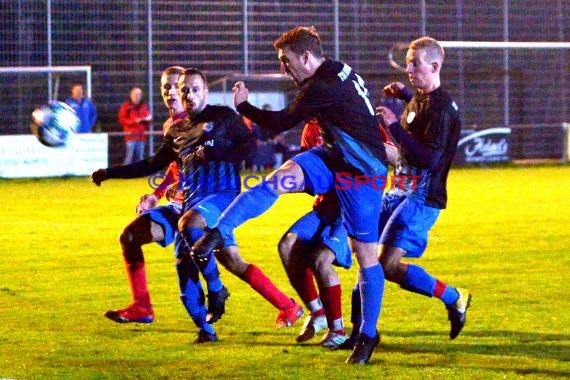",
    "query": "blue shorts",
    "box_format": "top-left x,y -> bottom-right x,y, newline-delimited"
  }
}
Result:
141,201 -> 182,247
287,210 -> 352,269
185,191 -> 239,247
378,193 -> 440,257
292,146 -> 386,243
